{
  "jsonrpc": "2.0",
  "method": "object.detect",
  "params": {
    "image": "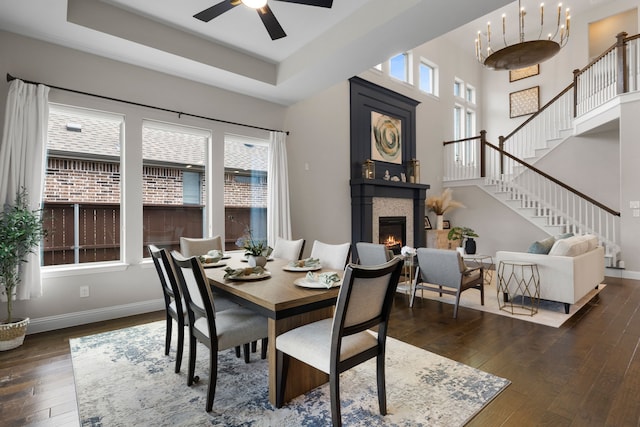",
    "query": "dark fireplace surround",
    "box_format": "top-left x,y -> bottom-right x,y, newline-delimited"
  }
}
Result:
349,77 -> 429,261
379,216 -> 406,254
